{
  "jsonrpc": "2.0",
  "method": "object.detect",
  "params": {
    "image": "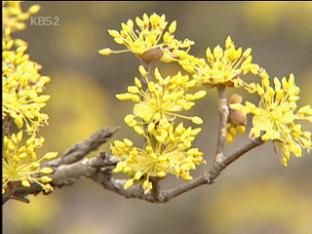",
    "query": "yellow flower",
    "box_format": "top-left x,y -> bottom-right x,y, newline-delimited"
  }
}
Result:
2,1 -> 59,195
2,131 -> 58,193
112,123 -> 204,193
117,66 -> 206,130
231,73 -> 312,165
99,13 -> 194,63
113,64 -> 206,193
226,124 -> 246,144
2,39 -> 50,133
2,1 -> 40,36
179,36 -> 260,92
